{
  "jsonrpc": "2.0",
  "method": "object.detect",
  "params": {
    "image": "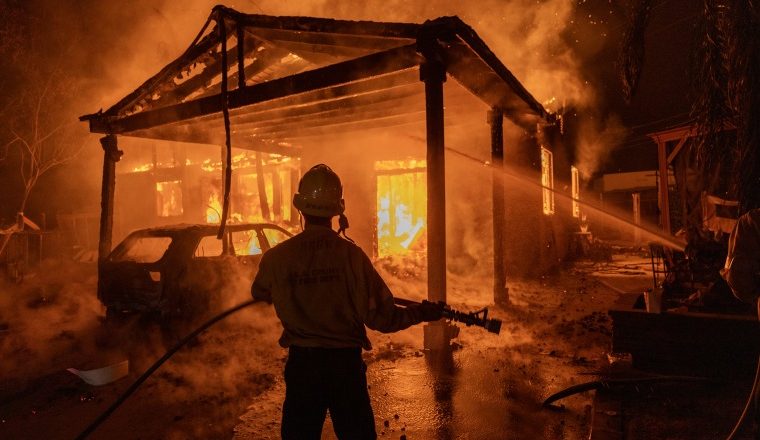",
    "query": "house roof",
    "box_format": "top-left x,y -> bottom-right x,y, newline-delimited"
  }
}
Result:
81,5 -> 550,155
